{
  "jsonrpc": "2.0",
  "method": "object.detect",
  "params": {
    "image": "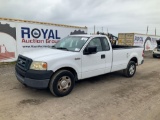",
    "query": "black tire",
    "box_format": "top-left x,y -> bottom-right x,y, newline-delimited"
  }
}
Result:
123,61 -> 136,77
153,54 -> 157,58
49,70 -> 75,97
